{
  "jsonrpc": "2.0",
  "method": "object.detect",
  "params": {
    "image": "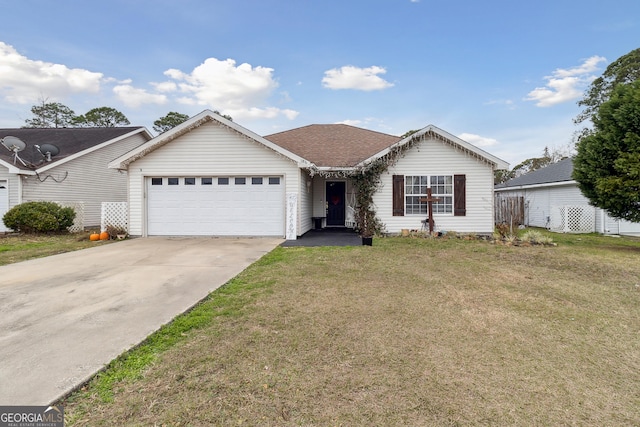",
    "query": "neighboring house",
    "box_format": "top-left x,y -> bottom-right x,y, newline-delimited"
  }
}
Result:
109,110 -> 508,239
494,157 -> 640,236
0,127 -> 152,232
